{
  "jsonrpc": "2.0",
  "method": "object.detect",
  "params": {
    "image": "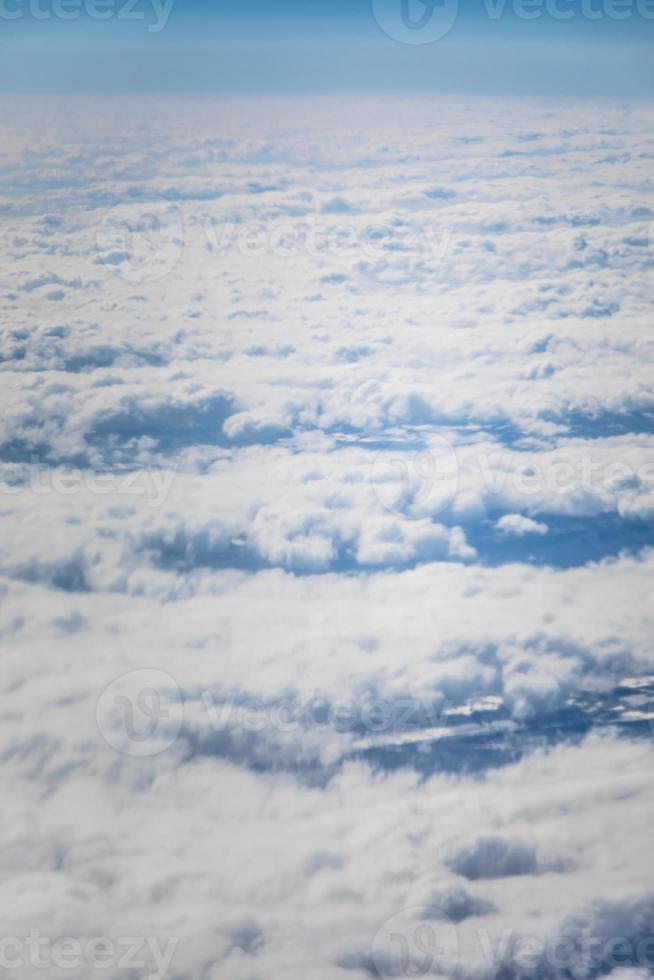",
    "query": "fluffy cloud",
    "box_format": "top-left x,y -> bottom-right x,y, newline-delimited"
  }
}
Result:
495,514 -> 549,537
1,94 -> 653,980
